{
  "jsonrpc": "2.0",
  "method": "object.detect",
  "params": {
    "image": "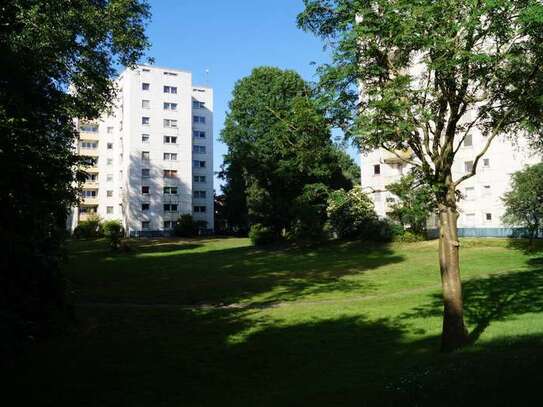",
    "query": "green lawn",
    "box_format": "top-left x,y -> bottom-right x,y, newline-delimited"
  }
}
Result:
10,237 -> 543,406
